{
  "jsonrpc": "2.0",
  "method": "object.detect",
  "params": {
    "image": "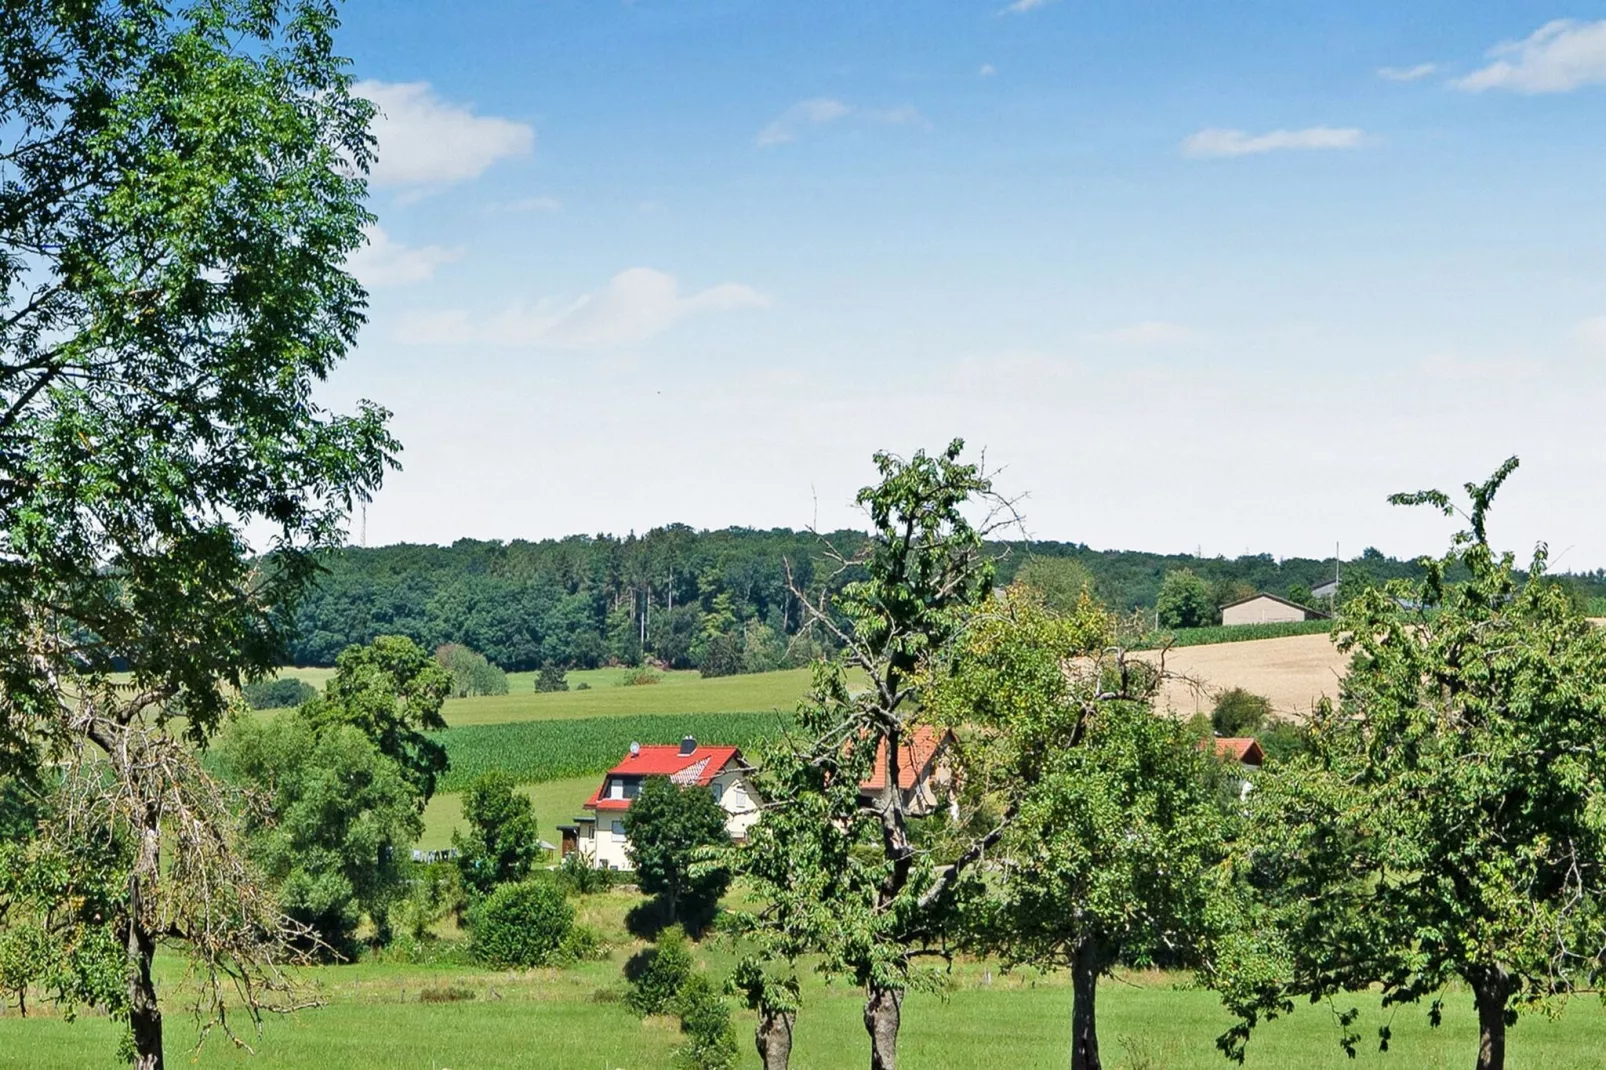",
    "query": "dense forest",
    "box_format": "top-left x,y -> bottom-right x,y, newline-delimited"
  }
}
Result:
282,525 -> 1606,671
